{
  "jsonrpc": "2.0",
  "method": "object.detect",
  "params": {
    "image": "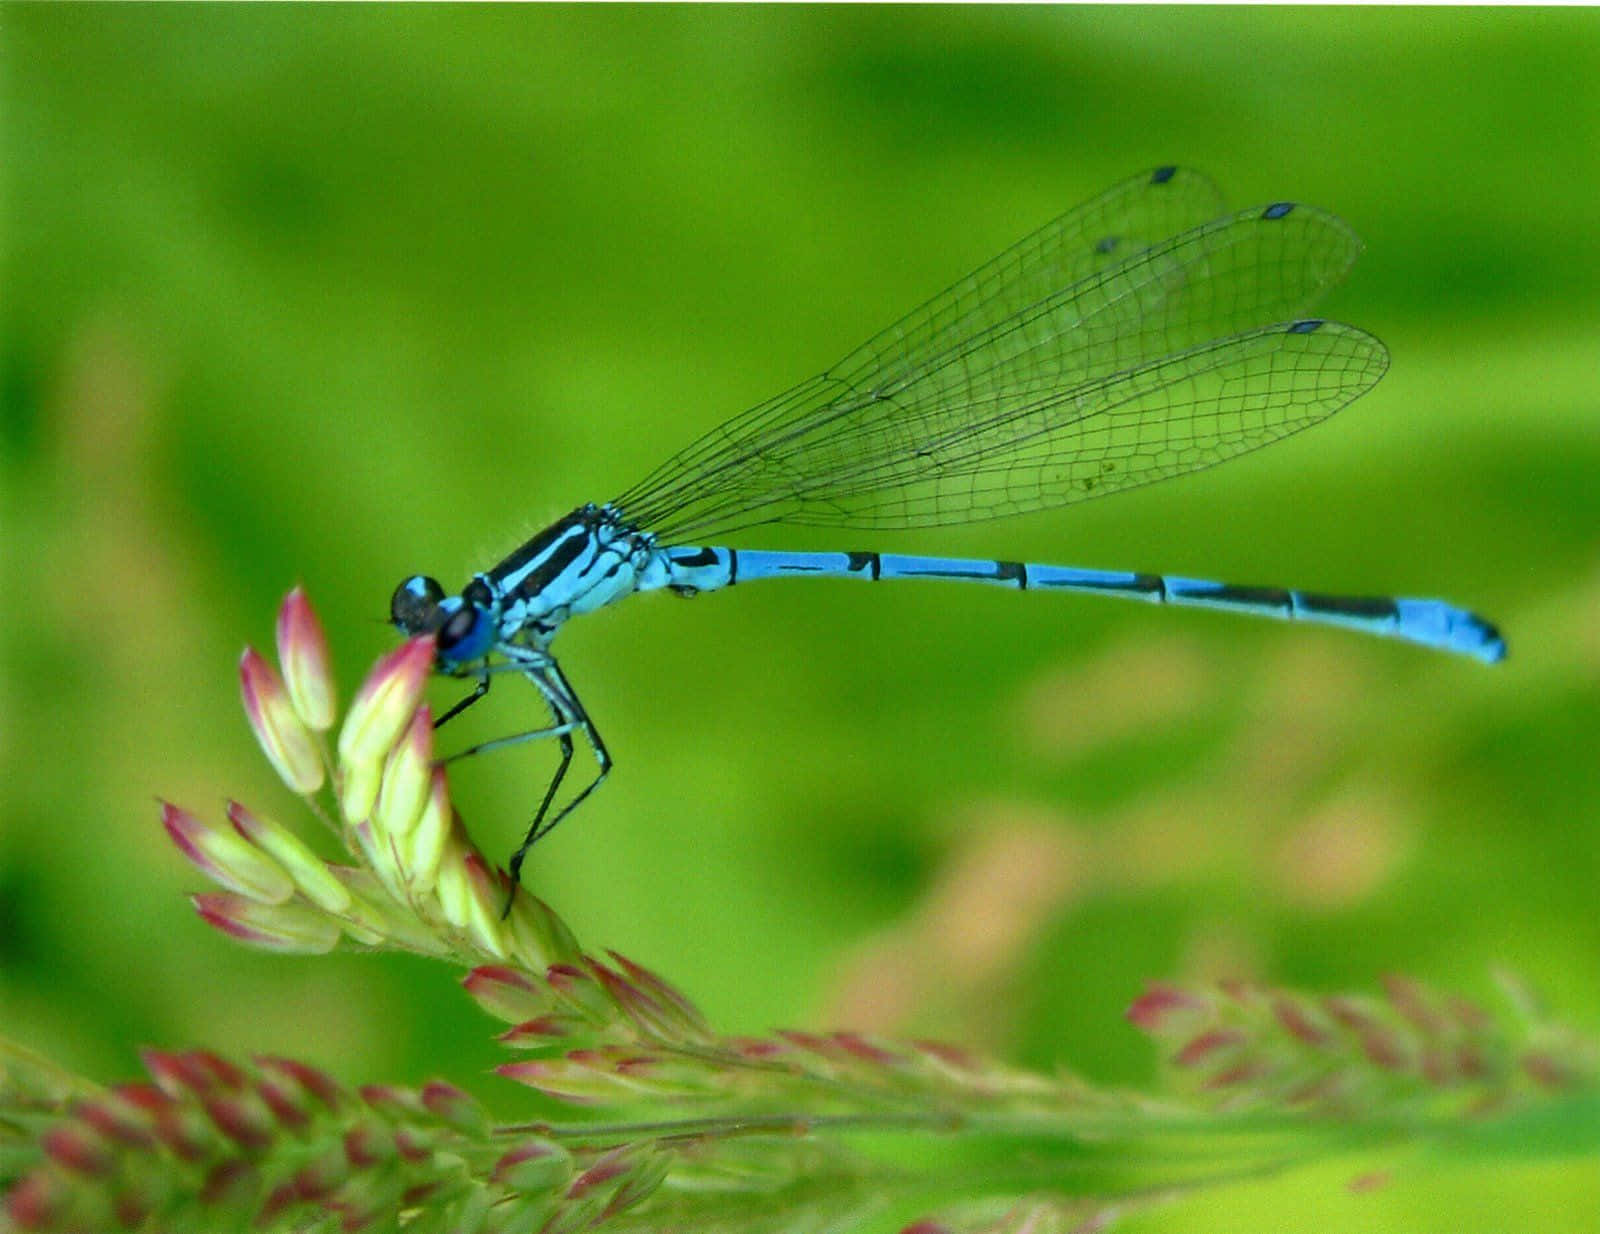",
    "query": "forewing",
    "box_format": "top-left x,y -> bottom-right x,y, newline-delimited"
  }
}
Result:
615,172 -> 1374,540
